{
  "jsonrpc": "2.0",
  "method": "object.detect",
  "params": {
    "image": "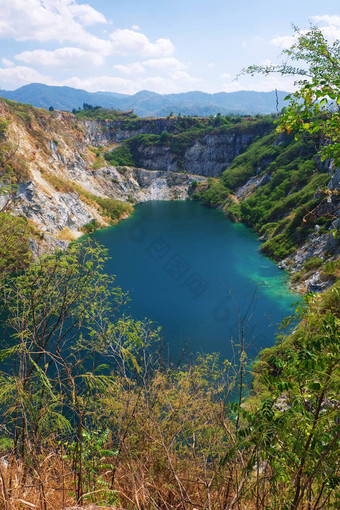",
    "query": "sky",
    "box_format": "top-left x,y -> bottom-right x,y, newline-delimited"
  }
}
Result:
0,0 -> 339,95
